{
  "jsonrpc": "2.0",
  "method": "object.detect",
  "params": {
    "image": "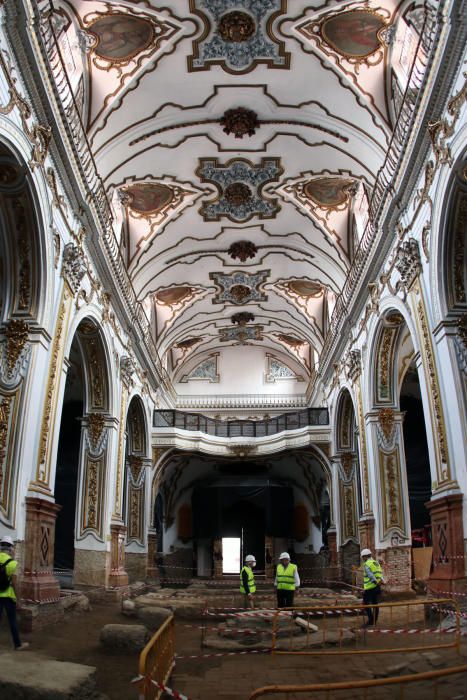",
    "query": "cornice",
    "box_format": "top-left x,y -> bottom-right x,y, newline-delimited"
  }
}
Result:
152,424 -> 331,456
